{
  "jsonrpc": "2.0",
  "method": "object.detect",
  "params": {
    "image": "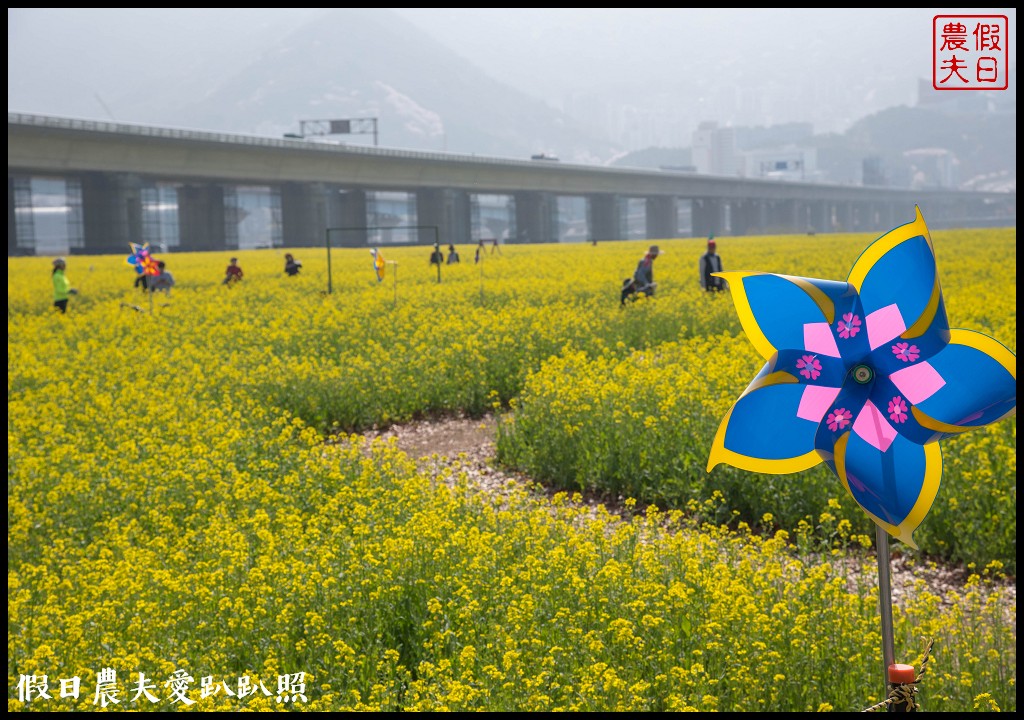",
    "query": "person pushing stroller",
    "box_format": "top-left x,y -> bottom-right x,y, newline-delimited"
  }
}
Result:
621,245 -> 661,305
